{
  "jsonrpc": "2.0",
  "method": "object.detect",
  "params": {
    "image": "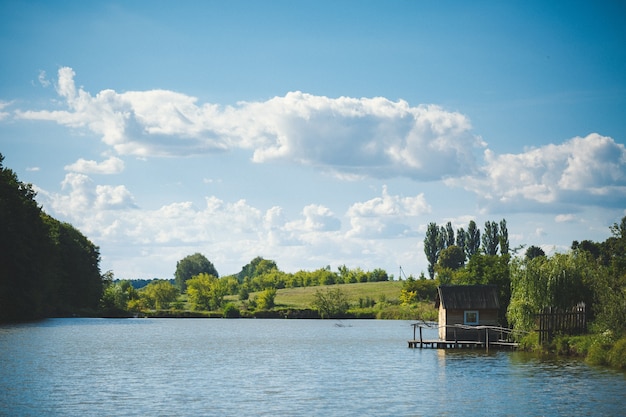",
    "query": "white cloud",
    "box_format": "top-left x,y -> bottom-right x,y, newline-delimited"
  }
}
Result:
46,173 -> 136,217
285,204 -> 342,233
346,186 -> 429,238
446,133 -> 626,209
0,100 -> 11,121
26,166 -> 40,172
38,70 -> 50,87
15,67 -> 484,180
555,214 -> 576,223
64,156 -> 125,174
34,173 -> 426,277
